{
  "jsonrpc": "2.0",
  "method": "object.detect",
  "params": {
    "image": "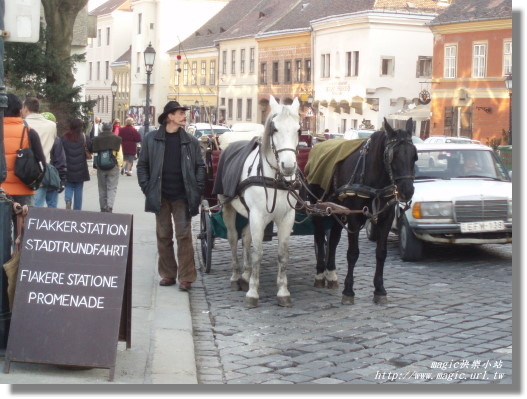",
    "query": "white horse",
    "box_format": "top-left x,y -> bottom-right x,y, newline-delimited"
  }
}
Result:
218,95 -> 300,308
